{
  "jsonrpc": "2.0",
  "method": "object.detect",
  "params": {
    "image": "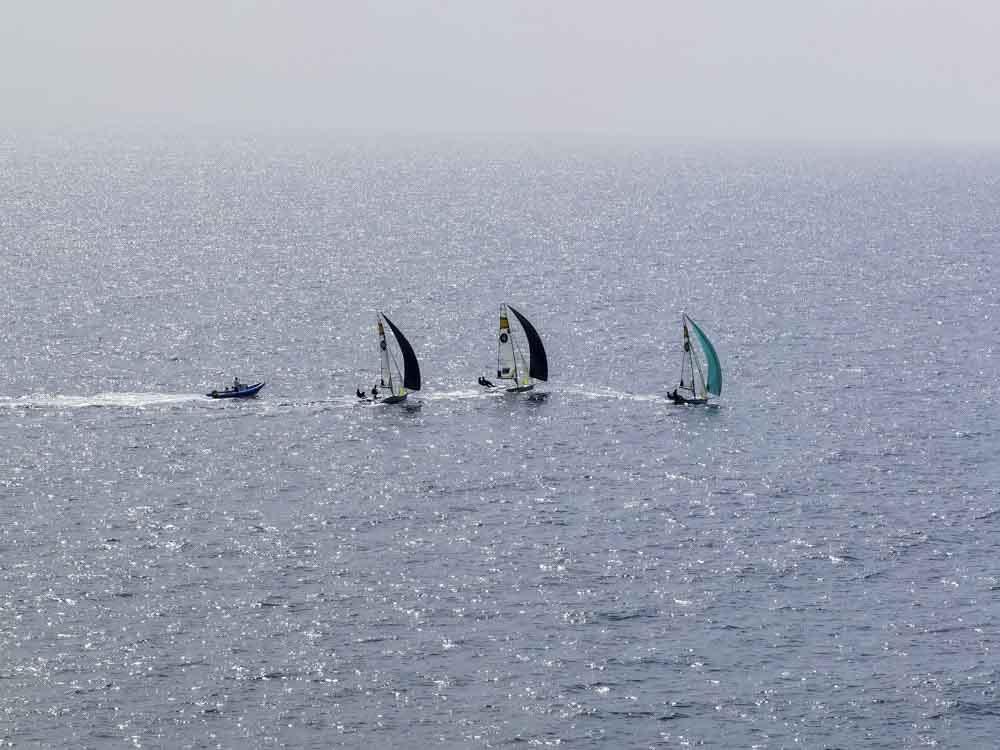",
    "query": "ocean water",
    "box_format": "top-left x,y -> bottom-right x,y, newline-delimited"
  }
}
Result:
1,132 -> 998,748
